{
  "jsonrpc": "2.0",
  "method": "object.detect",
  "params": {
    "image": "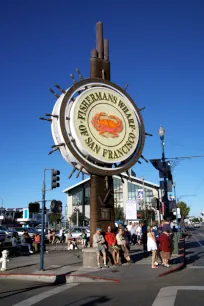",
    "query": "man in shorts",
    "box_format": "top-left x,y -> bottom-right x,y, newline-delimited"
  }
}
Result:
93,228 -> 108,268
